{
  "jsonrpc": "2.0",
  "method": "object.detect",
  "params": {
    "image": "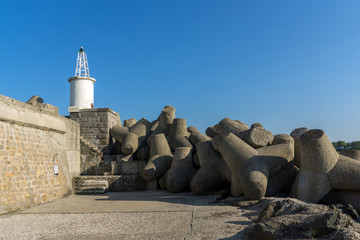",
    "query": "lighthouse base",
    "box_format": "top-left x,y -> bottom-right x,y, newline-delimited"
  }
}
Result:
69,108 -> 121,154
